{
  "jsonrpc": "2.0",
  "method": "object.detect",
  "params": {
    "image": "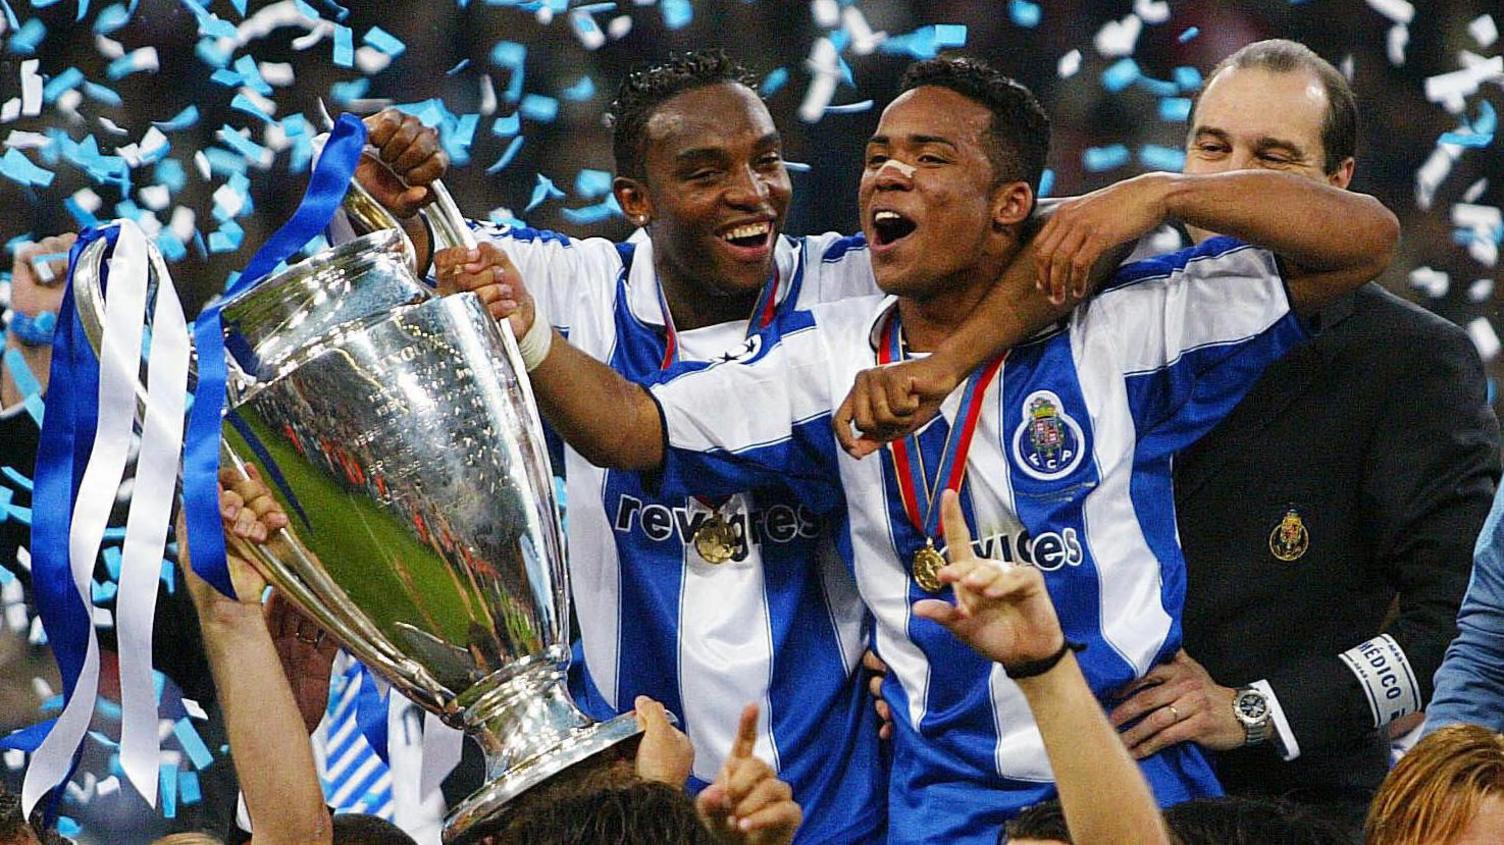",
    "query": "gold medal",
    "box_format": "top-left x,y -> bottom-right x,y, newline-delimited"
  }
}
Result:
912,540 -> 946,593
694,514 -> 737,565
